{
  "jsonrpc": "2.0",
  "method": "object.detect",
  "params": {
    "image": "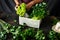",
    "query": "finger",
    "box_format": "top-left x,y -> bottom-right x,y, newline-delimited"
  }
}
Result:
14,0 -> 19,5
